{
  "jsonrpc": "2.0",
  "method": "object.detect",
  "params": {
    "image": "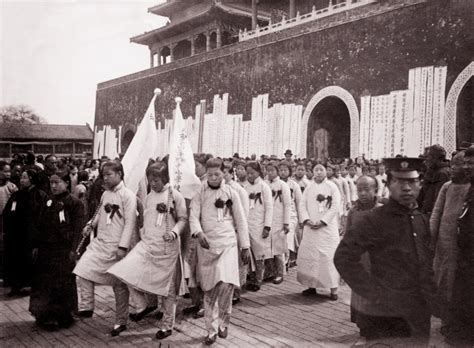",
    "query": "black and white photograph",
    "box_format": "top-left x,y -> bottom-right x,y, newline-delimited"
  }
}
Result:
0,0 -> 473,346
